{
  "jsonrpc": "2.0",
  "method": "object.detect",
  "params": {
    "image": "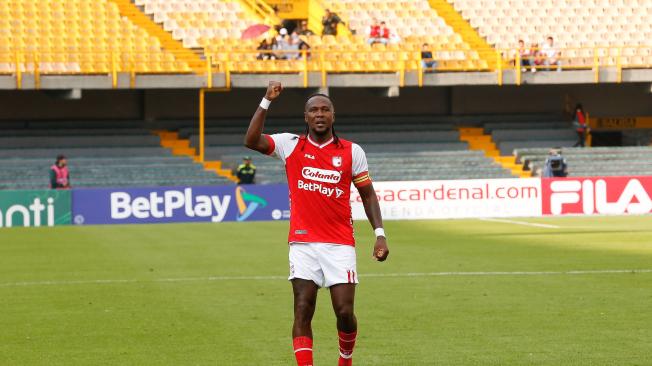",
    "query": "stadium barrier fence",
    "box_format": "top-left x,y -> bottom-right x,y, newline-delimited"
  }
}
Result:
1,176 -> 650,229
2,45 -> 652,88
